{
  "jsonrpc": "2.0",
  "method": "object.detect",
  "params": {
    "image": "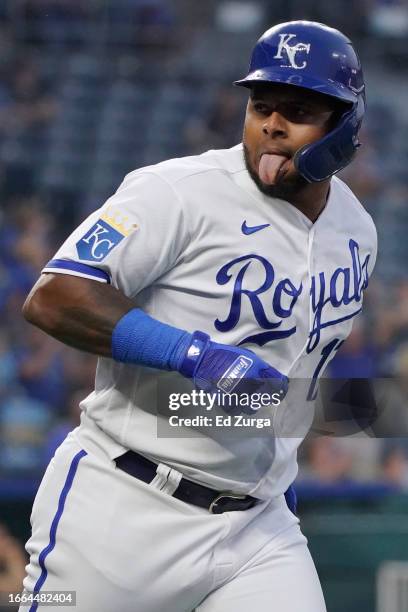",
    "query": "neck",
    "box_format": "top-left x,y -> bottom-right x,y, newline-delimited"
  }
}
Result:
288,180 -> 331,223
